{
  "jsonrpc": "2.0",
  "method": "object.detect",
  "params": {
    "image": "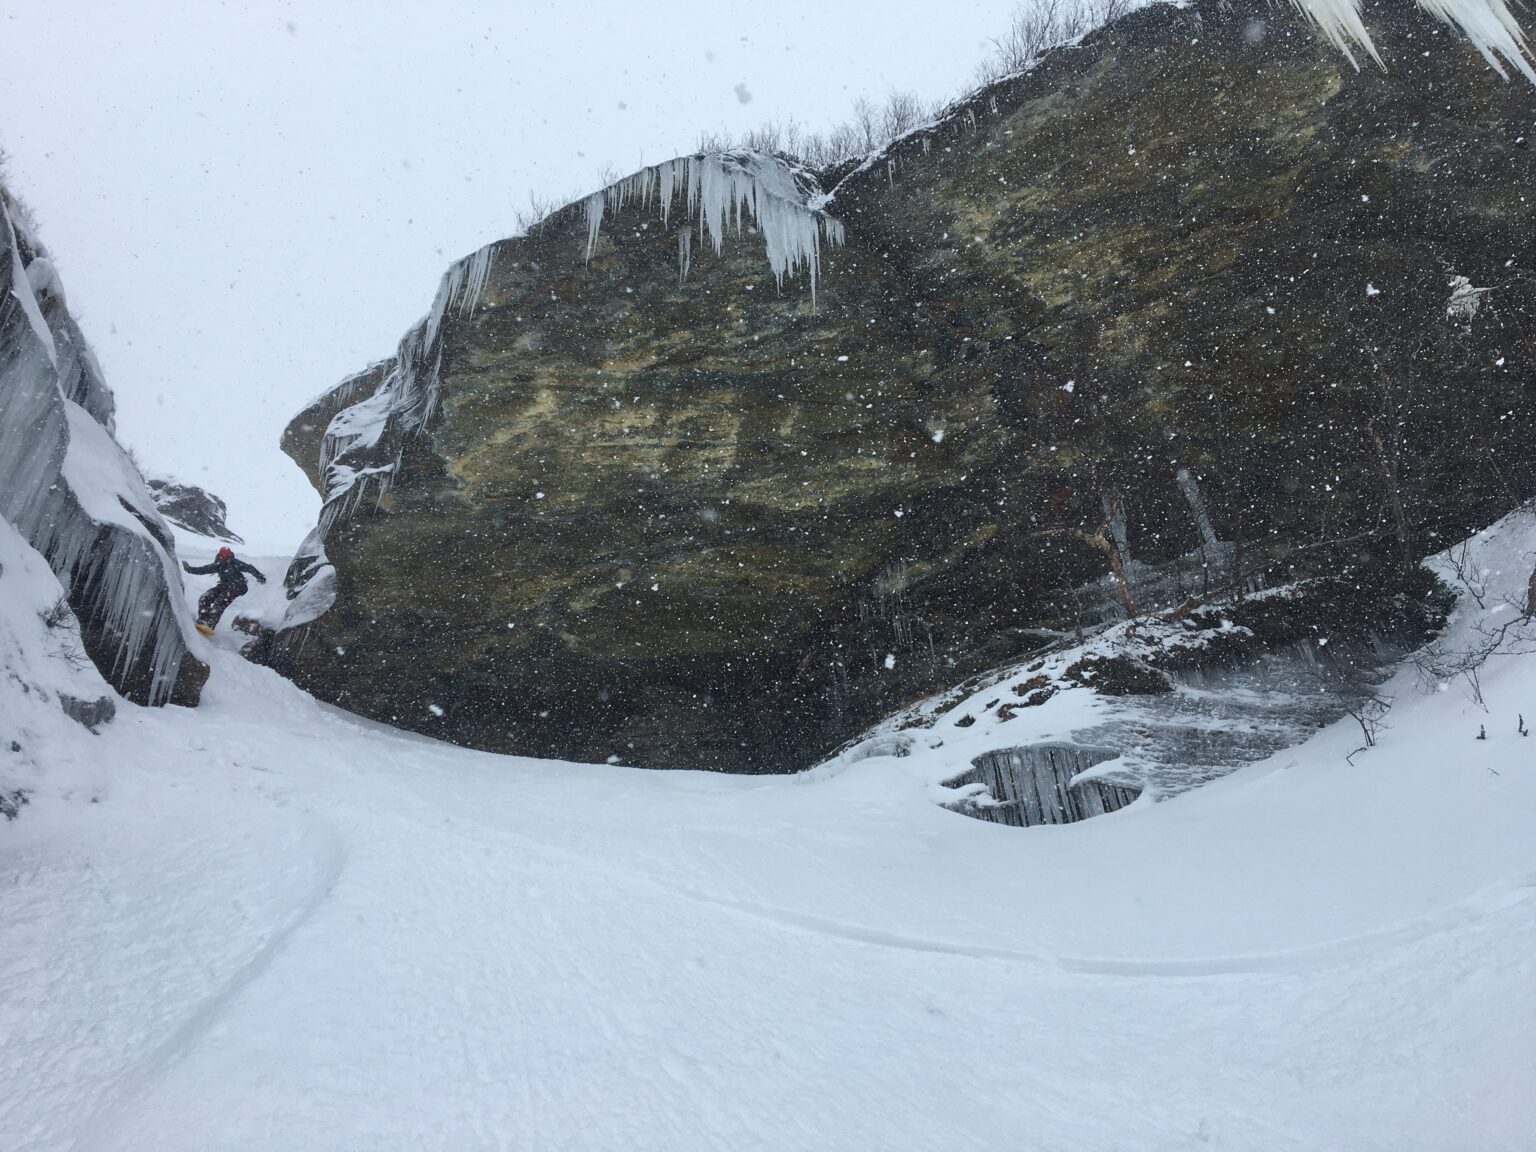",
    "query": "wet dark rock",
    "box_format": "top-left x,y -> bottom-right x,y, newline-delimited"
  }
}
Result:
1006,676 -> 1059,711
59,693 -> 115,732
0,789 -> 28,821
1064,654 -> 1173,696
231,615 -> 277,664
275,0 -> 1536,771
